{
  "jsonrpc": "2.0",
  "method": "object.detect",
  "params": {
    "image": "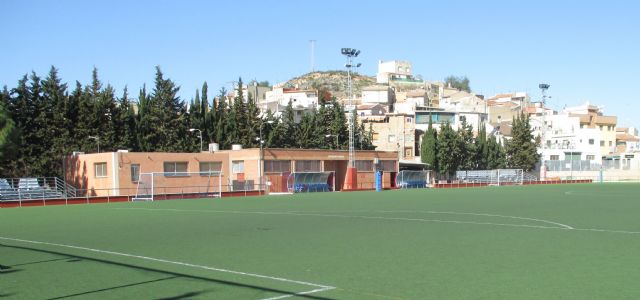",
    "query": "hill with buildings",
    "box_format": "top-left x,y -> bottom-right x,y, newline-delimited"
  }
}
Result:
280,71 -> 376,99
